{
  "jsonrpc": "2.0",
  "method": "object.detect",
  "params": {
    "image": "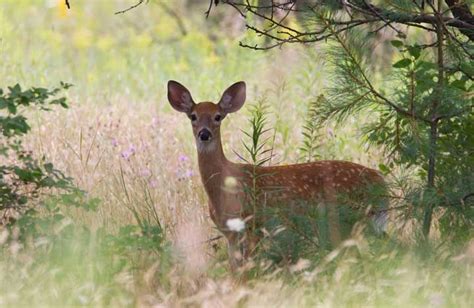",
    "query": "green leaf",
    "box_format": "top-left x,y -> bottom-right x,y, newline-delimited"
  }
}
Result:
44,163 -> 54,173
60,81 -> 73,89
393,58 -> 412,68
459,62 -> 474,76
450,79 -> 466,91
14,167 -> 42,182
407,45 -> 421,59
390,40 -> 403,48
9,84 -> 21,95
378,163 -> 391,175
18,196 -> 28,205
7,103 -> 17,114
0,98 -> 7,109
417,61 -> 437,71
